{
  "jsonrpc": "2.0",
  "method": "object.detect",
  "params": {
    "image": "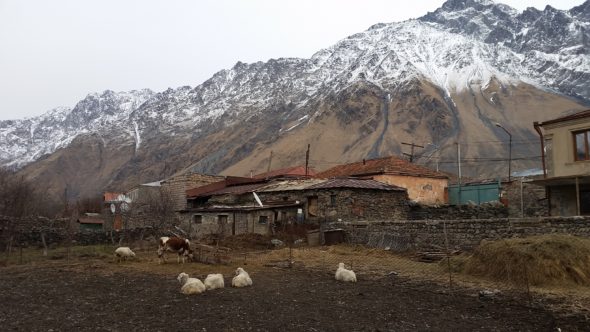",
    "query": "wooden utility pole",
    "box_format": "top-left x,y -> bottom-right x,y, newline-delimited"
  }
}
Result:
401,142 -> 424,163
305,144 -> 310,177
266,151 -> 273,173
